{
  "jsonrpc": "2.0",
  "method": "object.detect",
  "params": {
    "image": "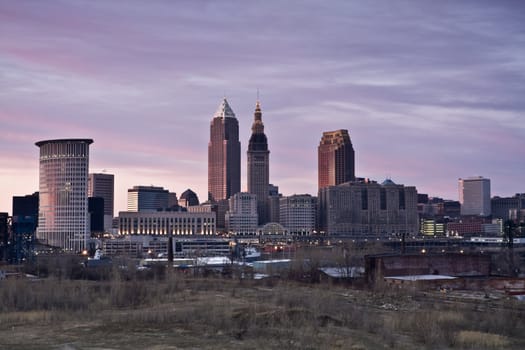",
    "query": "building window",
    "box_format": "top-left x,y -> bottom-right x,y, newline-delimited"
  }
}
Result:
380,188 -> 387,210
361,188 -> 368,210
